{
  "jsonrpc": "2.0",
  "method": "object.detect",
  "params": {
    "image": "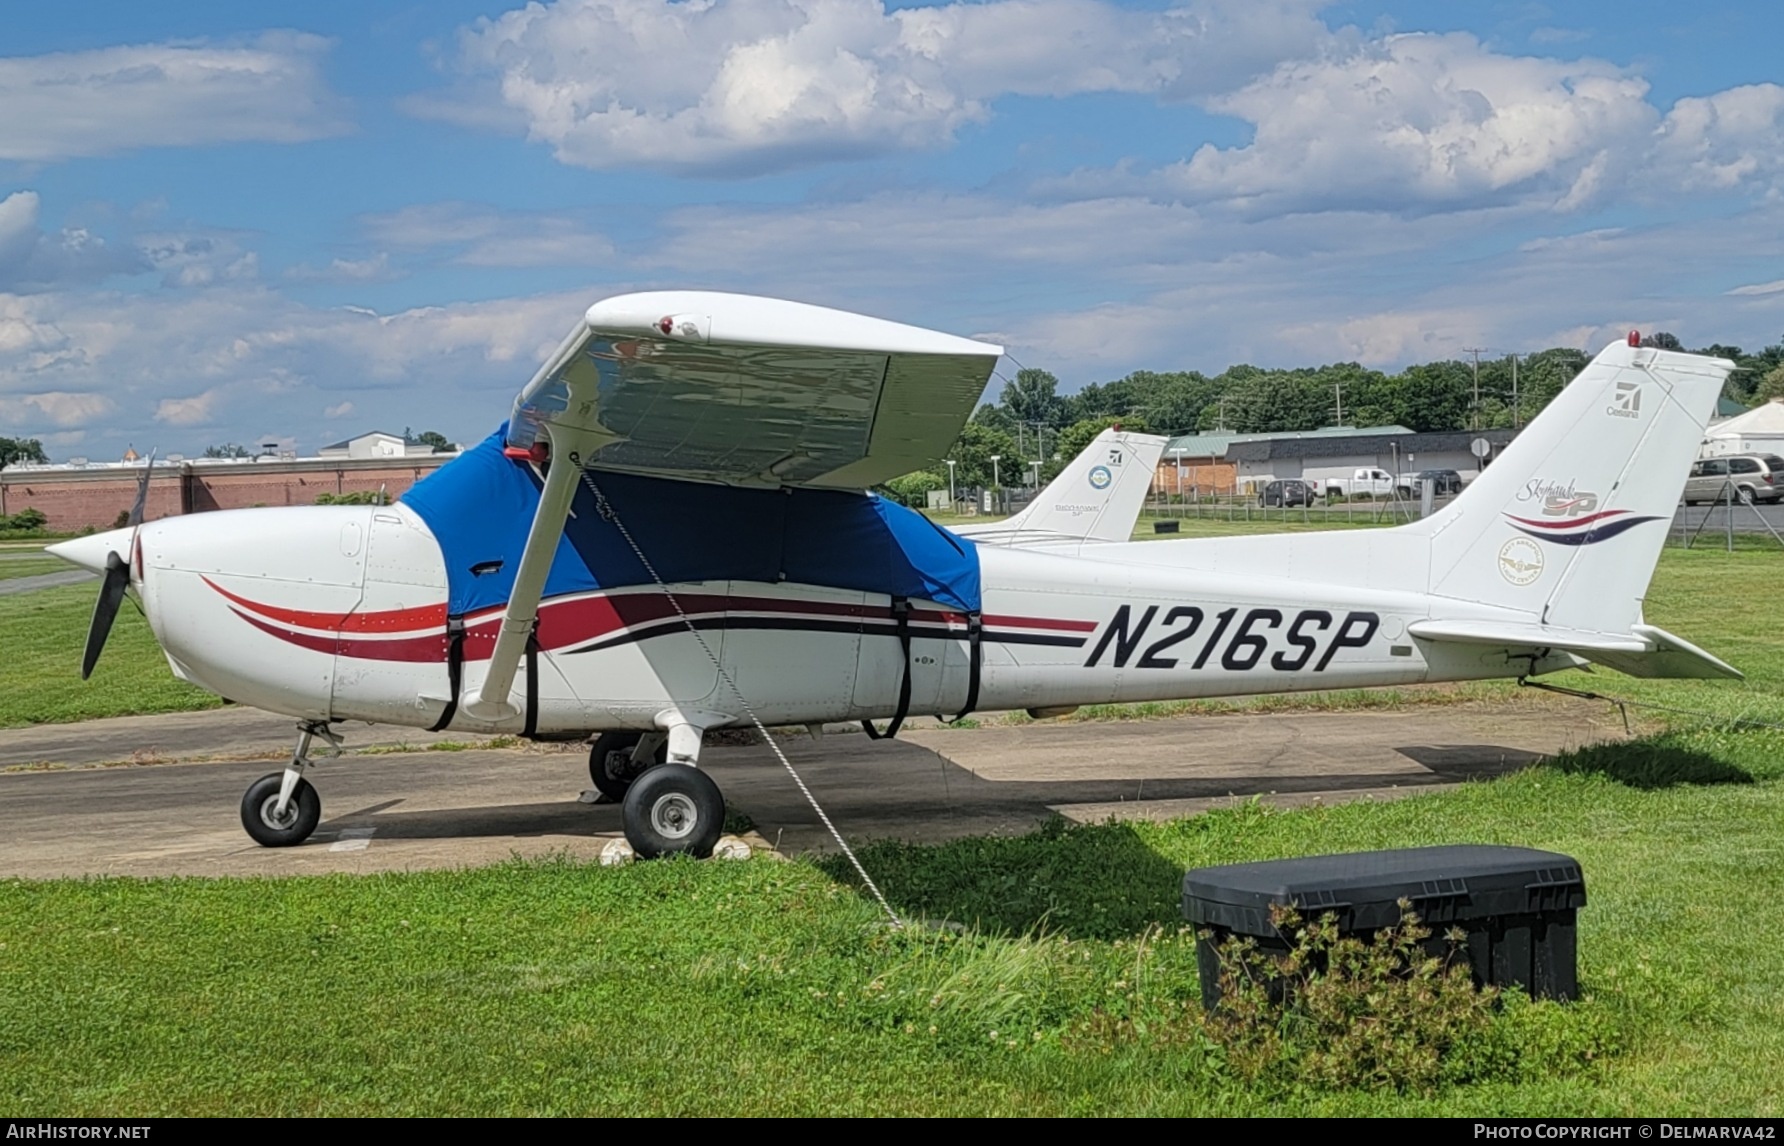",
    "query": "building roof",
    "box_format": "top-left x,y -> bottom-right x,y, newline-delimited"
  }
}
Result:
1706,399 -> 1784,438
1227,427 -> 1515,462
321,430 -> 410,451
1161,424 -> 1414,460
